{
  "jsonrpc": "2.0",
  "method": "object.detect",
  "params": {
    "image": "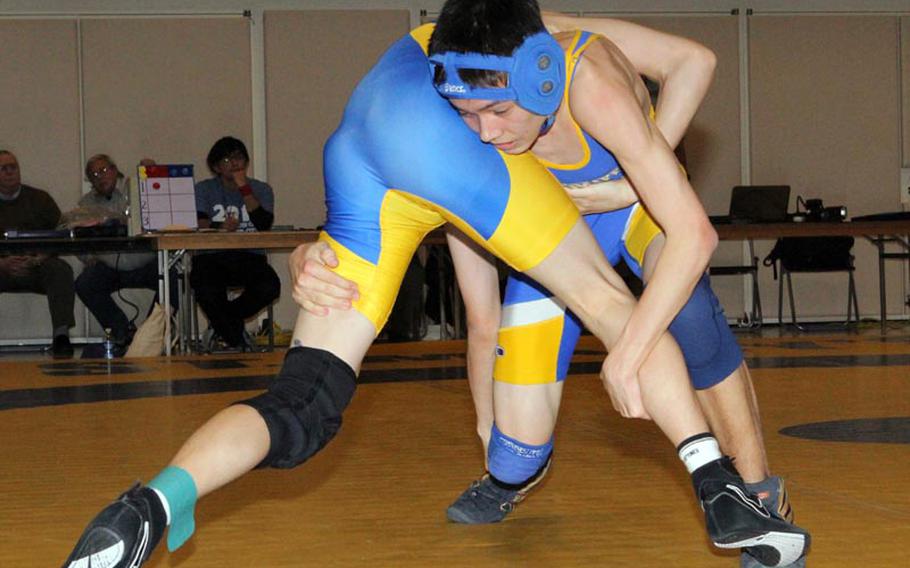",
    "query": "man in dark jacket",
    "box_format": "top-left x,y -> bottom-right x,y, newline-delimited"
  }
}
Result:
0,150 -> 75,358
